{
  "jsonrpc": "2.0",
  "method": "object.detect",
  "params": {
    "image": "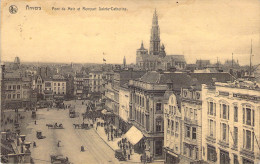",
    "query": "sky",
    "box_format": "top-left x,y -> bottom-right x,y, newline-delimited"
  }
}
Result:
1,0 -> 260,66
